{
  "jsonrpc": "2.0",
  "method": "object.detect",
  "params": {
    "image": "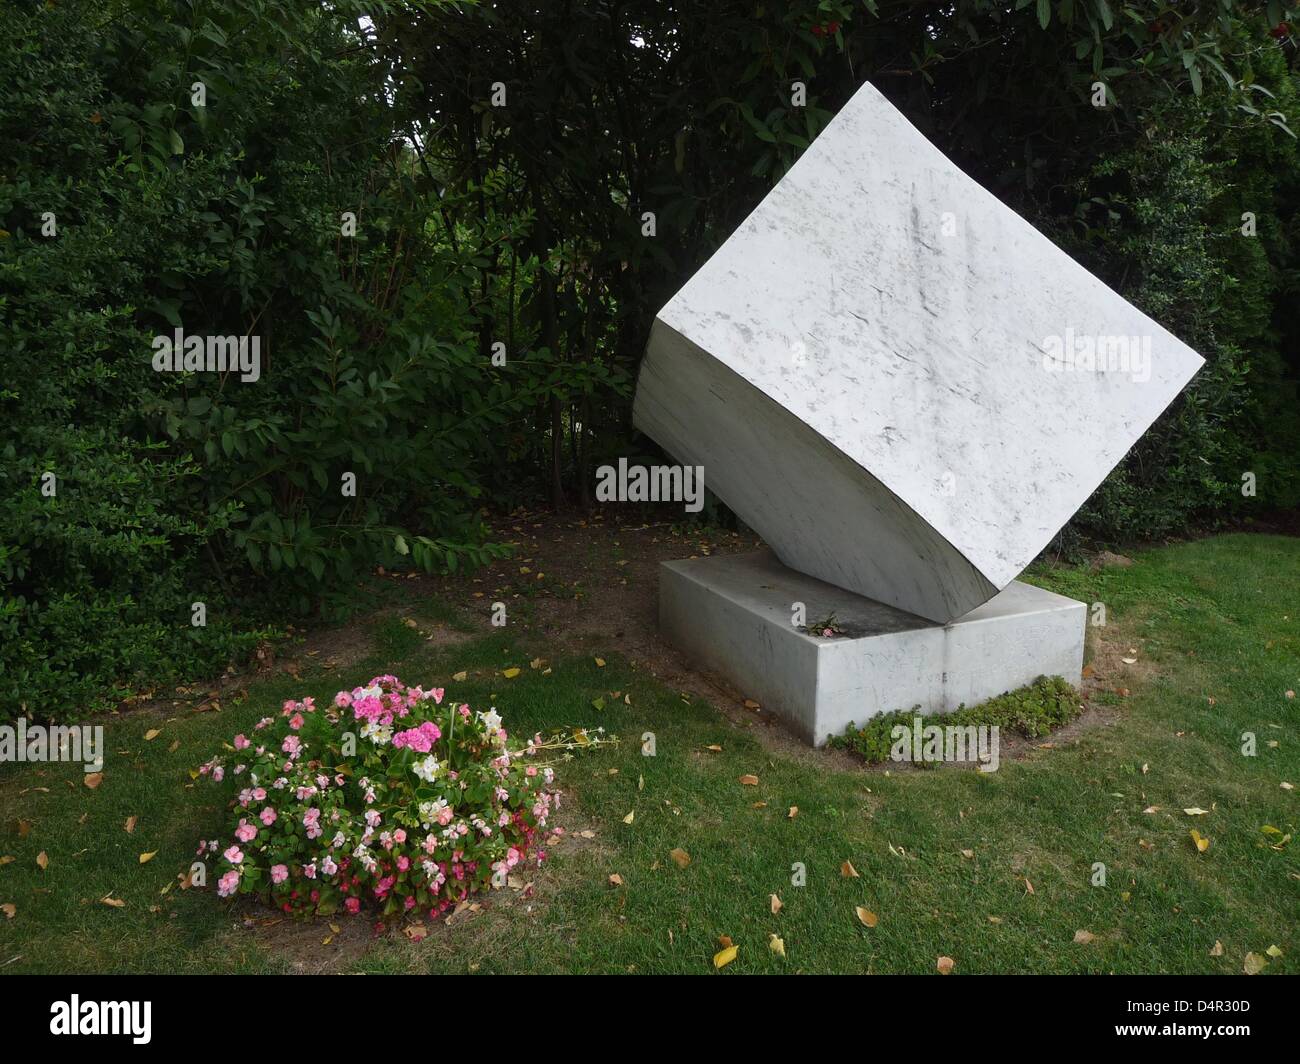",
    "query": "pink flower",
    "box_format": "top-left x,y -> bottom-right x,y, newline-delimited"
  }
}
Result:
271,864 -> 289,884
223,845 -> 244,864
288,713 -> 305,731
235,819 -> 257,843
218,870 -> 241,897
233,734 -> 250,750
345,897 -> 361,914
260,806 -> 277,826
